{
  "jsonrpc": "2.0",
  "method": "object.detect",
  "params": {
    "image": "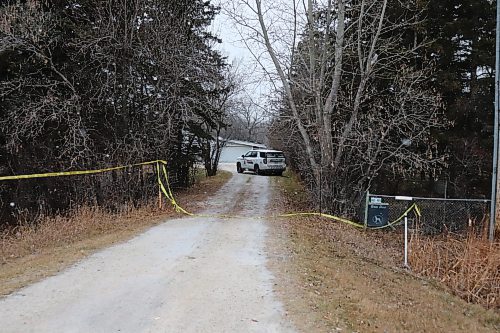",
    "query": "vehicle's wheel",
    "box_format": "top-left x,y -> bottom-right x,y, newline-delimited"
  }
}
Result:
237,163 -> 243,173
254,164 -> 260,175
